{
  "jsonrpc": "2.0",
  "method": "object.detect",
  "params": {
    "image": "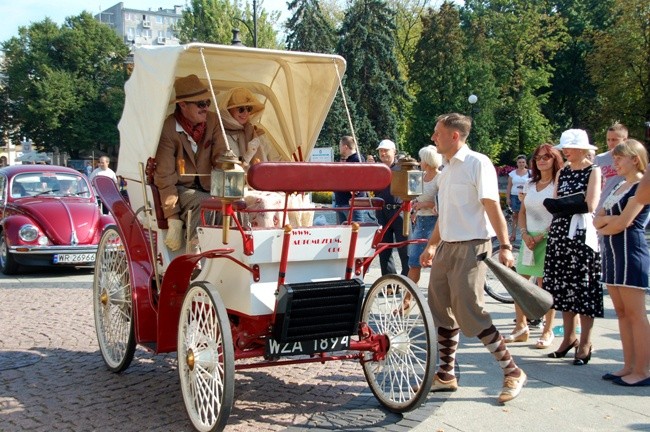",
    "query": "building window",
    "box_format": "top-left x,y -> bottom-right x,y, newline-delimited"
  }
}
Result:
156,15 -> 163,24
